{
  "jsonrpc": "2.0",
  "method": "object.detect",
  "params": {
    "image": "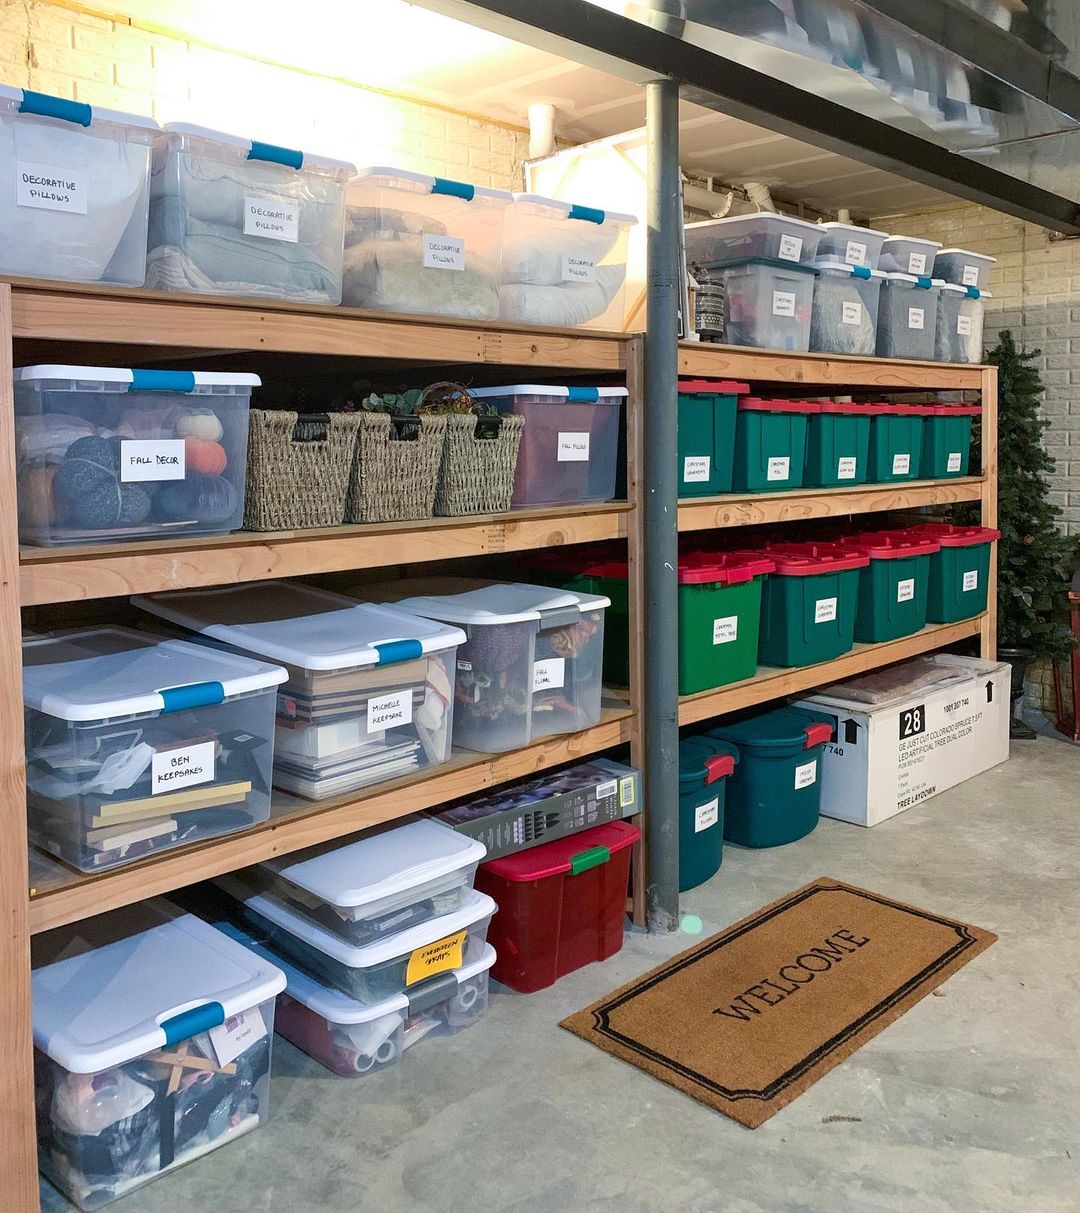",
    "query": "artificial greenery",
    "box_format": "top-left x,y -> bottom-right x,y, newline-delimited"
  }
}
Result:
357,382 -> 497,417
